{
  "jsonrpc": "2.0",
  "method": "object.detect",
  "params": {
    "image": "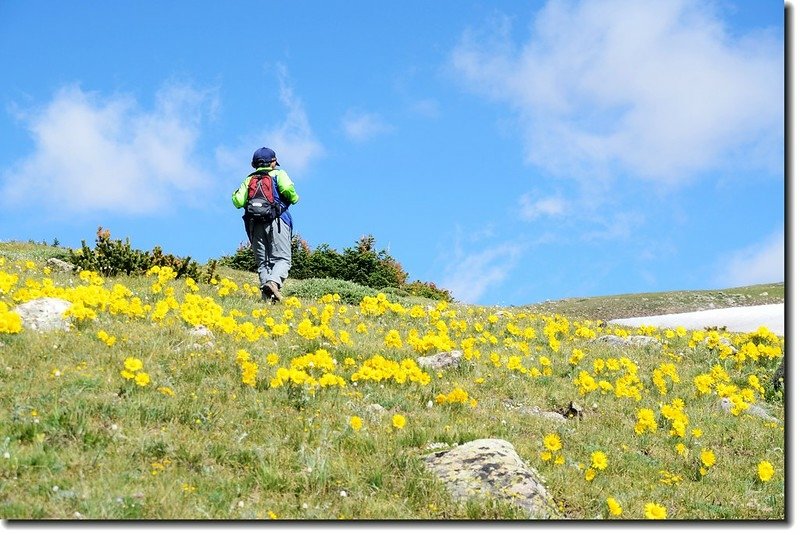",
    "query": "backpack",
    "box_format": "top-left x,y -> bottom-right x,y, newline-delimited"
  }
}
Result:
244,172 -> 282,223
